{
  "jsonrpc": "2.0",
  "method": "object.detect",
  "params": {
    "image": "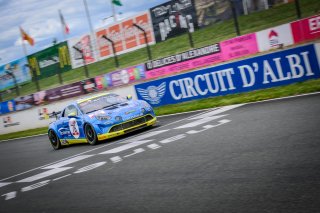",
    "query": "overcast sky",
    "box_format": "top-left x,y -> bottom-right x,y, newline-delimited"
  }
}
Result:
0,0 -> 167,64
